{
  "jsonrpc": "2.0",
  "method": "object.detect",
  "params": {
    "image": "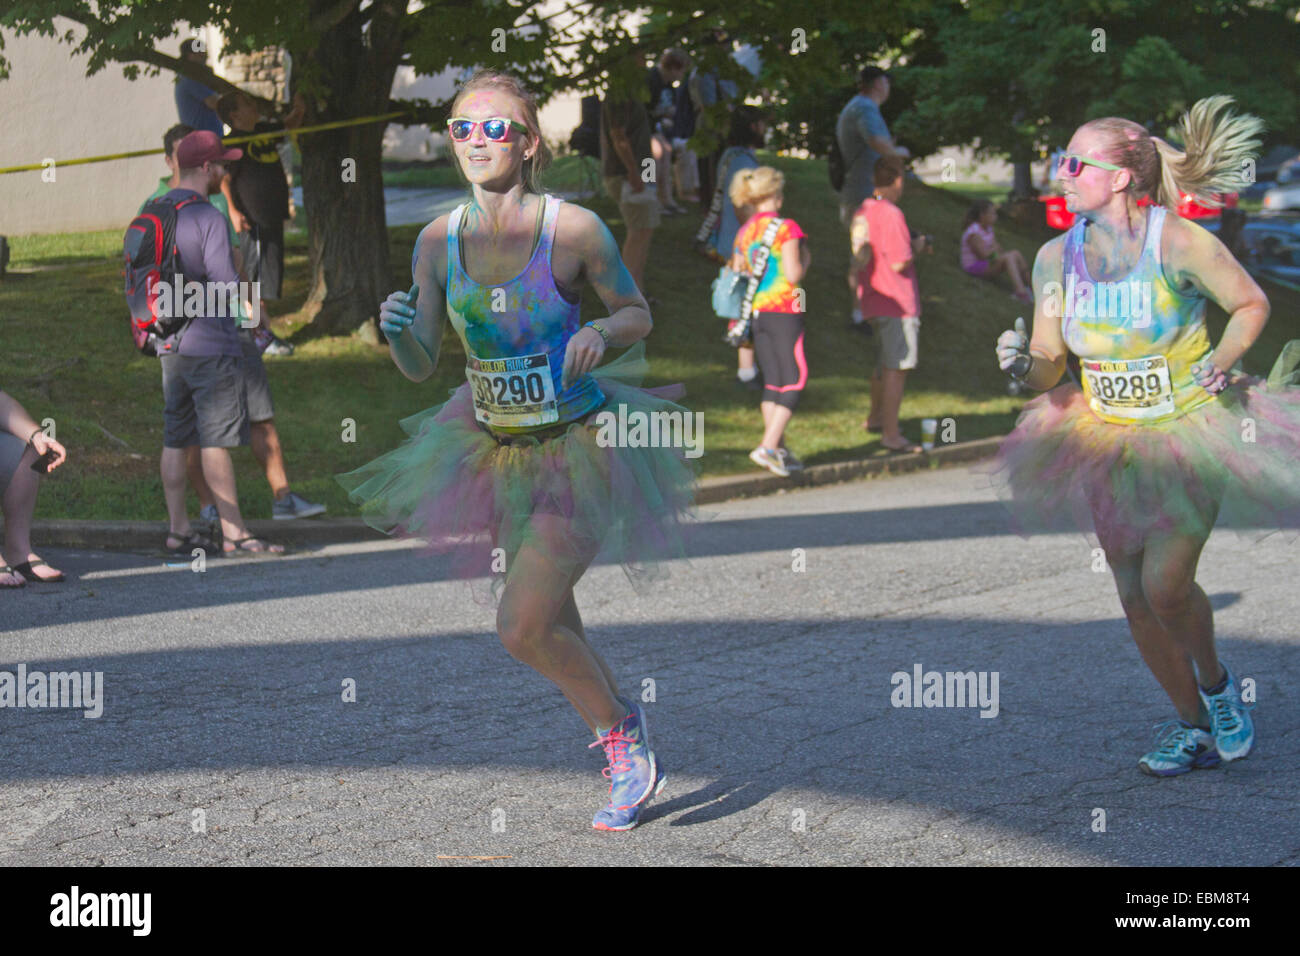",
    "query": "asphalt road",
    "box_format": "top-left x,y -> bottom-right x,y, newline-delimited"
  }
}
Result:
2,466 -> 1296,866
